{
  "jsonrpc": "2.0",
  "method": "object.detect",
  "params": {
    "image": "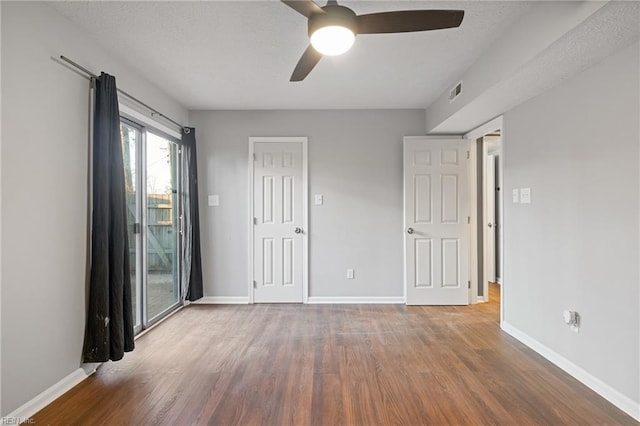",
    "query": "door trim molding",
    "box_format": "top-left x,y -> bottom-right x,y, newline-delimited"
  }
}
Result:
464,116 -> 503,141
248,137 -> 309,304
